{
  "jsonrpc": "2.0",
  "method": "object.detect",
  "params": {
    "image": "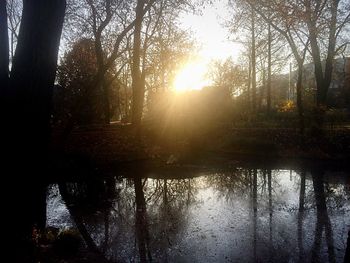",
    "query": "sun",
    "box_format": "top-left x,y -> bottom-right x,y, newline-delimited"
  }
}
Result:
173,61 -> 210,92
